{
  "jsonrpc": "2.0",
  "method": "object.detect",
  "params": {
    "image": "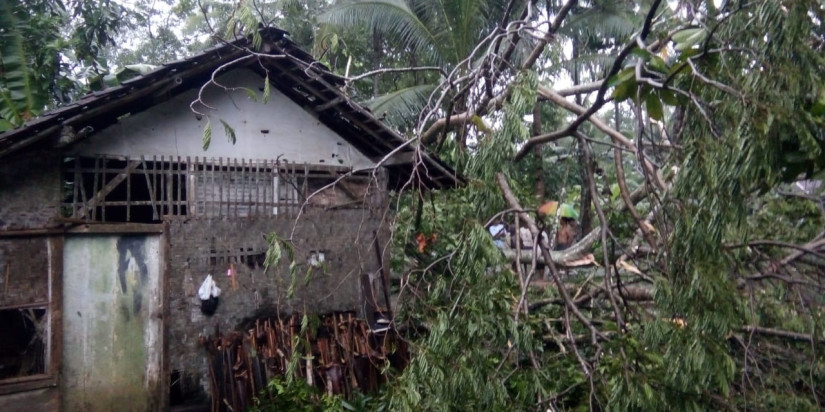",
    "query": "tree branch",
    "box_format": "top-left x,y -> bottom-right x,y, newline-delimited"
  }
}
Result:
740,325 -> 825,344
345,66 -> 447,85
